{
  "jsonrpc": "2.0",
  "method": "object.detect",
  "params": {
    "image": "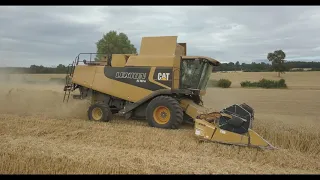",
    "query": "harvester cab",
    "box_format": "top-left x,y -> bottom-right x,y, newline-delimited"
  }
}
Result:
63,36 -> 275,150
